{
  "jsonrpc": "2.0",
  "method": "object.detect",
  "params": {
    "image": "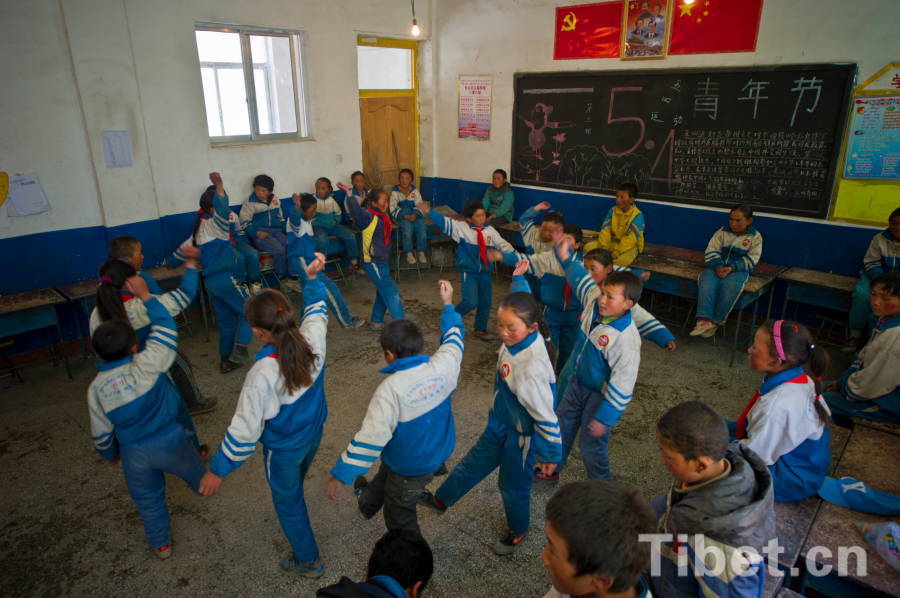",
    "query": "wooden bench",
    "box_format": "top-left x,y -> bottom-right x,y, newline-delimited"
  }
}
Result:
776,267 -> 857,343
799,425 -> 900,597
0,288 -> 72,380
